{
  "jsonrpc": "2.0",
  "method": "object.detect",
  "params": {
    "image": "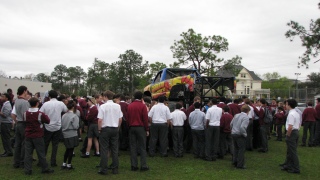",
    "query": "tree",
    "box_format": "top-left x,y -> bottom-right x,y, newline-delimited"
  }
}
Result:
0,69 -> 7,78
24,73 -> 36,80
149,62 -> 167,77
51,64 -> 68,92
170,28 -> 242,74
86,58 -> 109,95
262,72 -> 281,81
36,73 -> 50,82
285,3 -> 320,68
262,77 -> 294,98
